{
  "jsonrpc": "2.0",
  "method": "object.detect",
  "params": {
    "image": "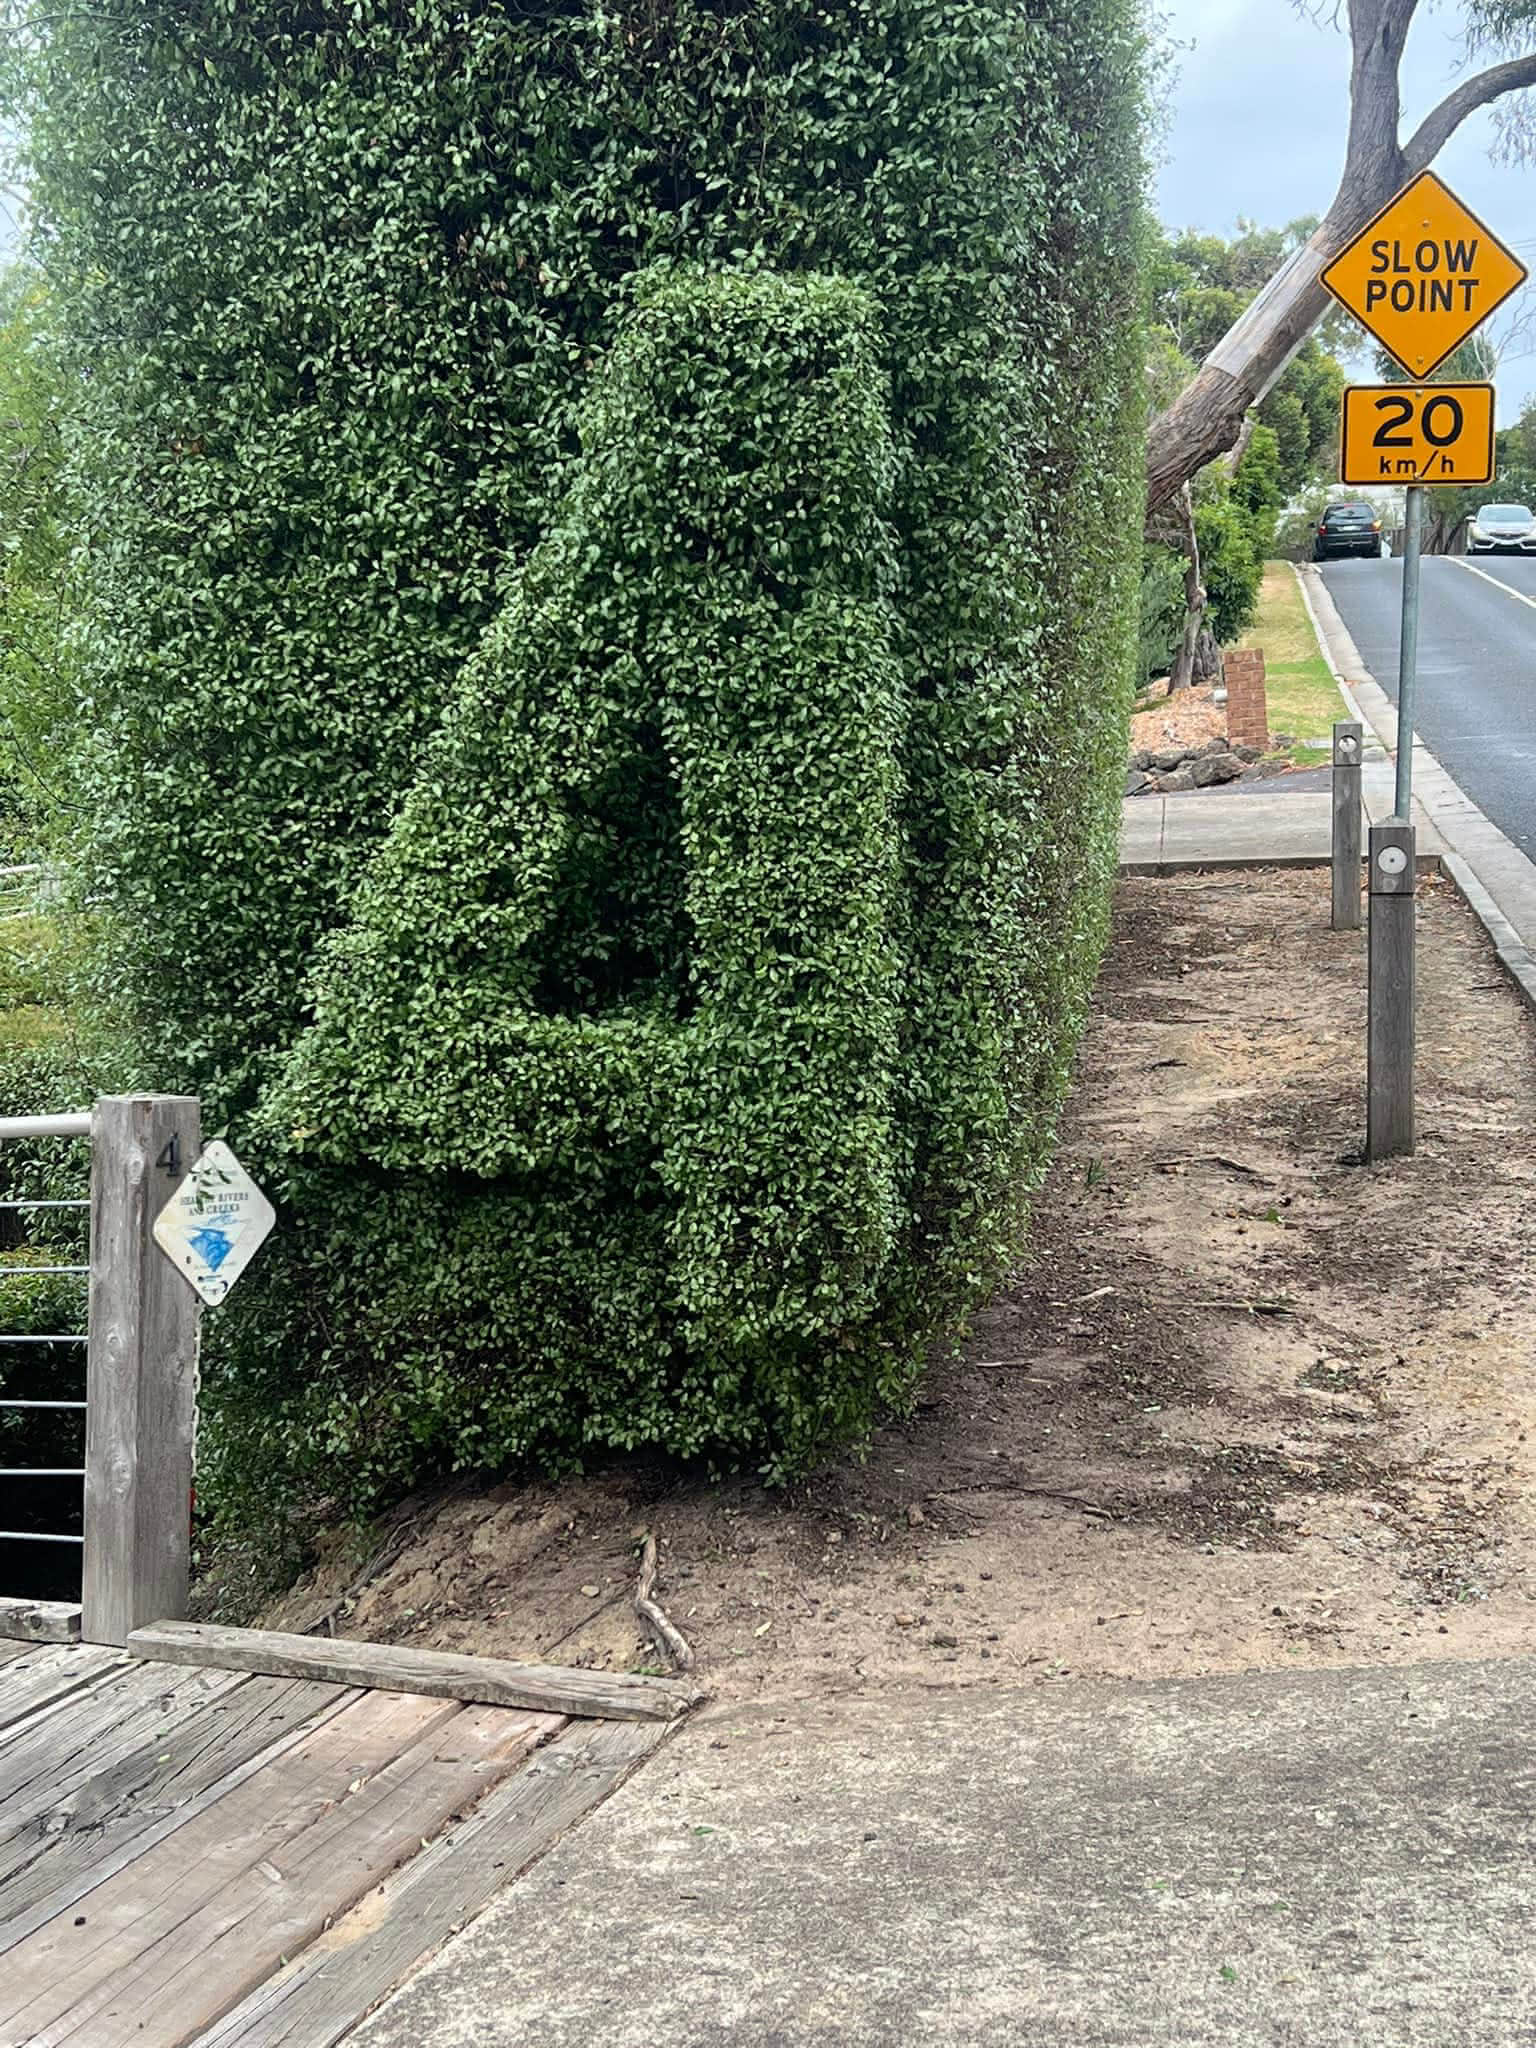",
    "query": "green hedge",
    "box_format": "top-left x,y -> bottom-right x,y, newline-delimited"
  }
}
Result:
270,270 -> 909,1458
0,266 -> 75,844
9,0 -> 1148,1507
